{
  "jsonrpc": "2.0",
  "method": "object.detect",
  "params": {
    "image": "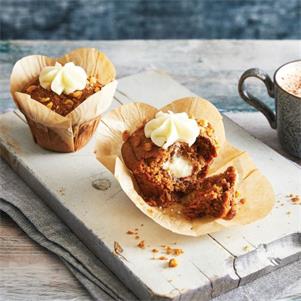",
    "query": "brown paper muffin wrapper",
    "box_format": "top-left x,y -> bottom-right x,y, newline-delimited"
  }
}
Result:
95,97 -> 275,236
10,48 -> 117,152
